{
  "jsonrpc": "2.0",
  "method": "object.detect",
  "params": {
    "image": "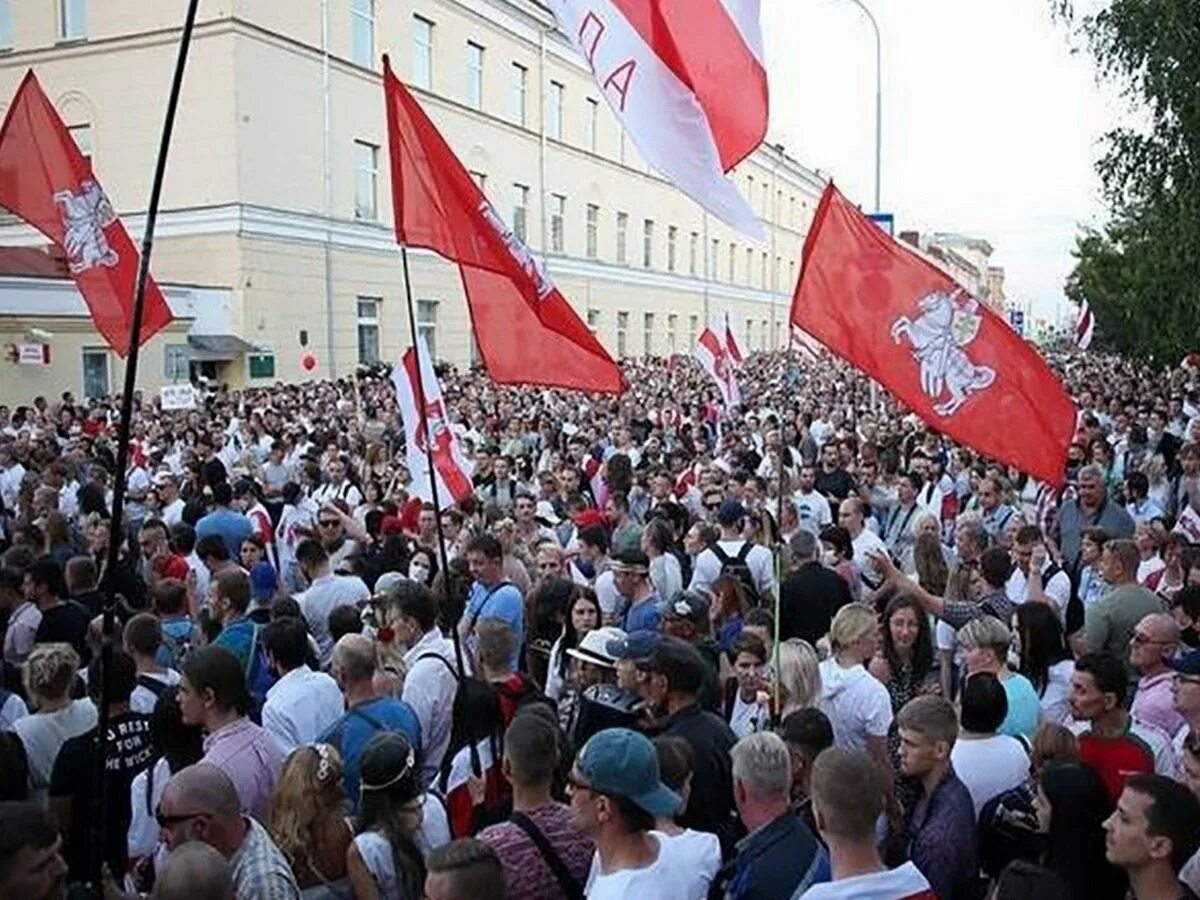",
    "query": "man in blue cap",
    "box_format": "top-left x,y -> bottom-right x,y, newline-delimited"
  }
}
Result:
569,727 -> 694,898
